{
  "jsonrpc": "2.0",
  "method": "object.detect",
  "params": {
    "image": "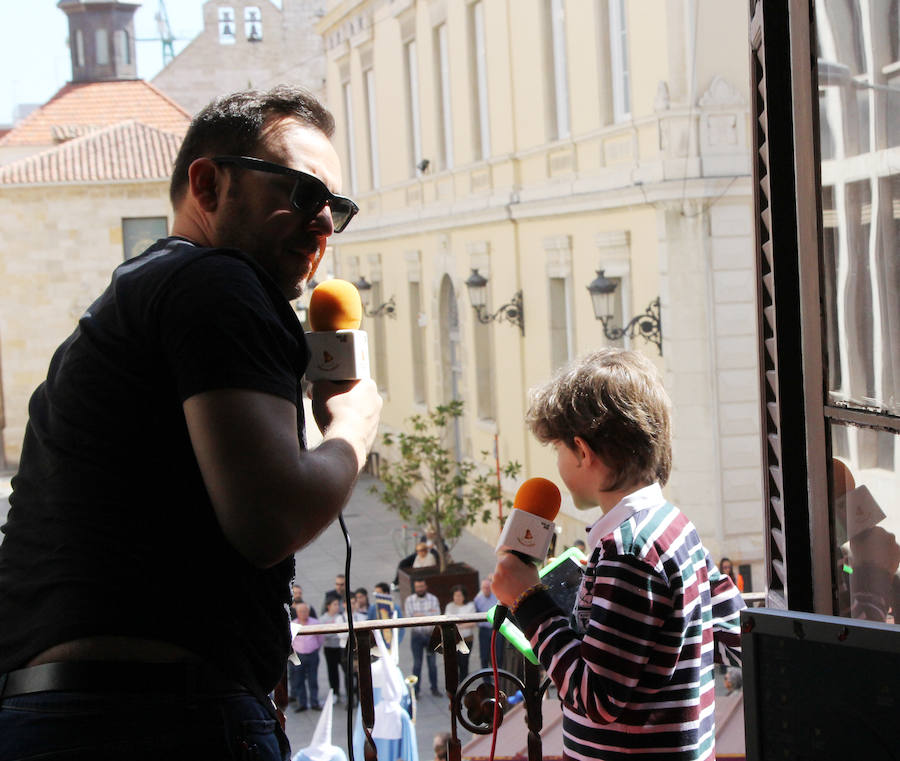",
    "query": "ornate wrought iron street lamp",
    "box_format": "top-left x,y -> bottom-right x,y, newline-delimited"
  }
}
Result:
354,276 -> 396,318
586,269 -> 662,355
464,268 -> 524,335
